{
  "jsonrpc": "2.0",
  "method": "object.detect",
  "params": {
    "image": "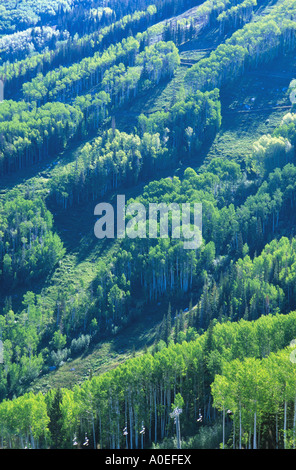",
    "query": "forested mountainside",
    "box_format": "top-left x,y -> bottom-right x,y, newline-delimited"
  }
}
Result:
1,0 -> 296,450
